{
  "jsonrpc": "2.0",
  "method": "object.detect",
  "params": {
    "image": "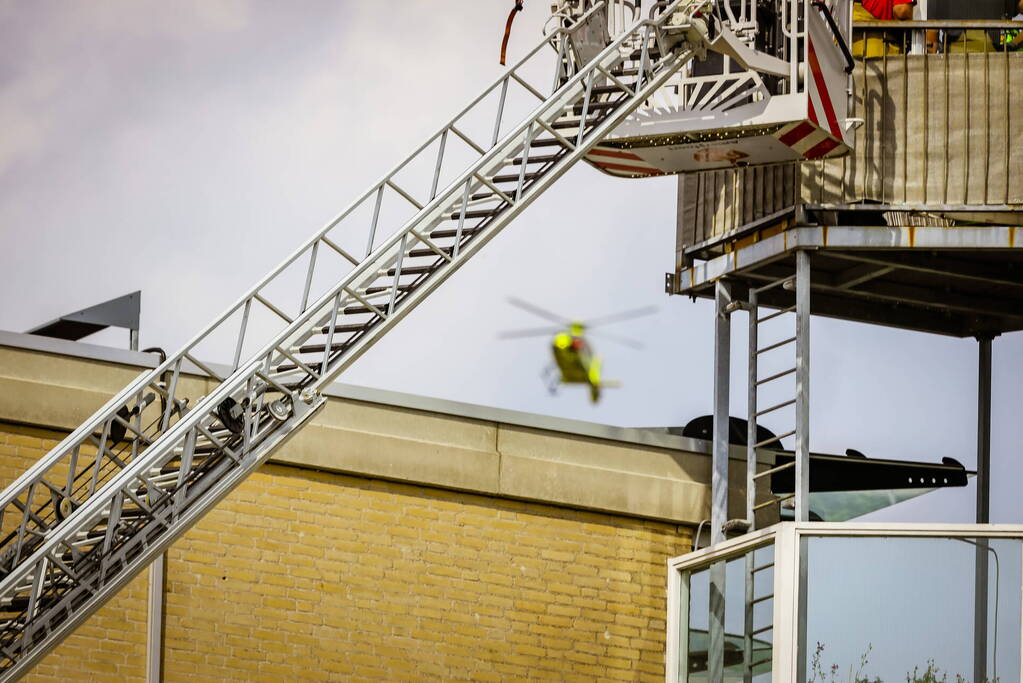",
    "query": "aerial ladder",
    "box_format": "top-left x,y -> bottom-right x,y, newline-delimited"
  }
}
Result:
0,0 -> 849,677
